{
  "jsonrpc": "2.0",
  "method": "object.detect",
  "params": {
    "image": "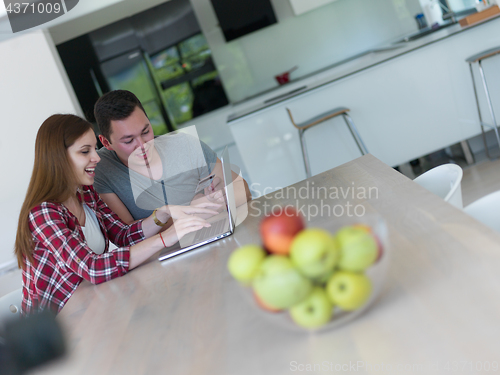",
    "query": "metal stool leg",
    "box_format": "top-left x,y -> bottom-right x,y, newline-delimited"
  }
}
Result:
469,63 -> 492,159
298,129 -> 312,178
478,60 -> 500,157
288,107 -> 366,178
460,140 -> 475,165
342,114 -> 369,155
